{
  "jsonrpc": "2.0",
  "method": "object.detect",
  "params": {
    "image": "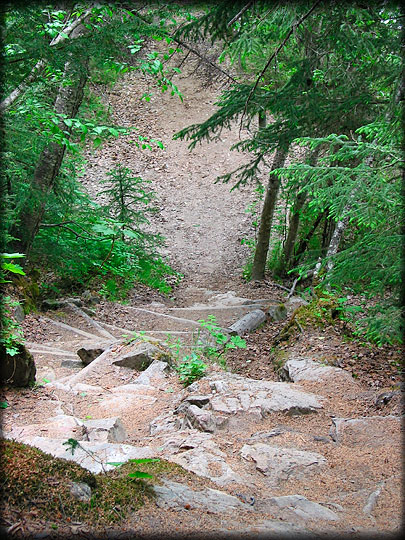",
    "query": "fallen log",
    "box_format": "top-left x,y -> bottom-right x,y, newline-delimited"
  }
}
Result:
227,309 -> 267,336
